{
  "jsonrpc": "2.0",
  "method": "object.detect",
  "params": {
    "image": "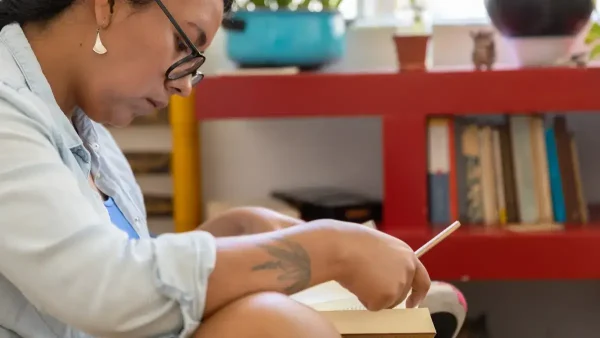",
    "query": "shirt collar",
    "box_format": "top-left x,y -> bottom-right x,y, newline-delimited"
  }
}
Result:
0,23 -> 90,150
